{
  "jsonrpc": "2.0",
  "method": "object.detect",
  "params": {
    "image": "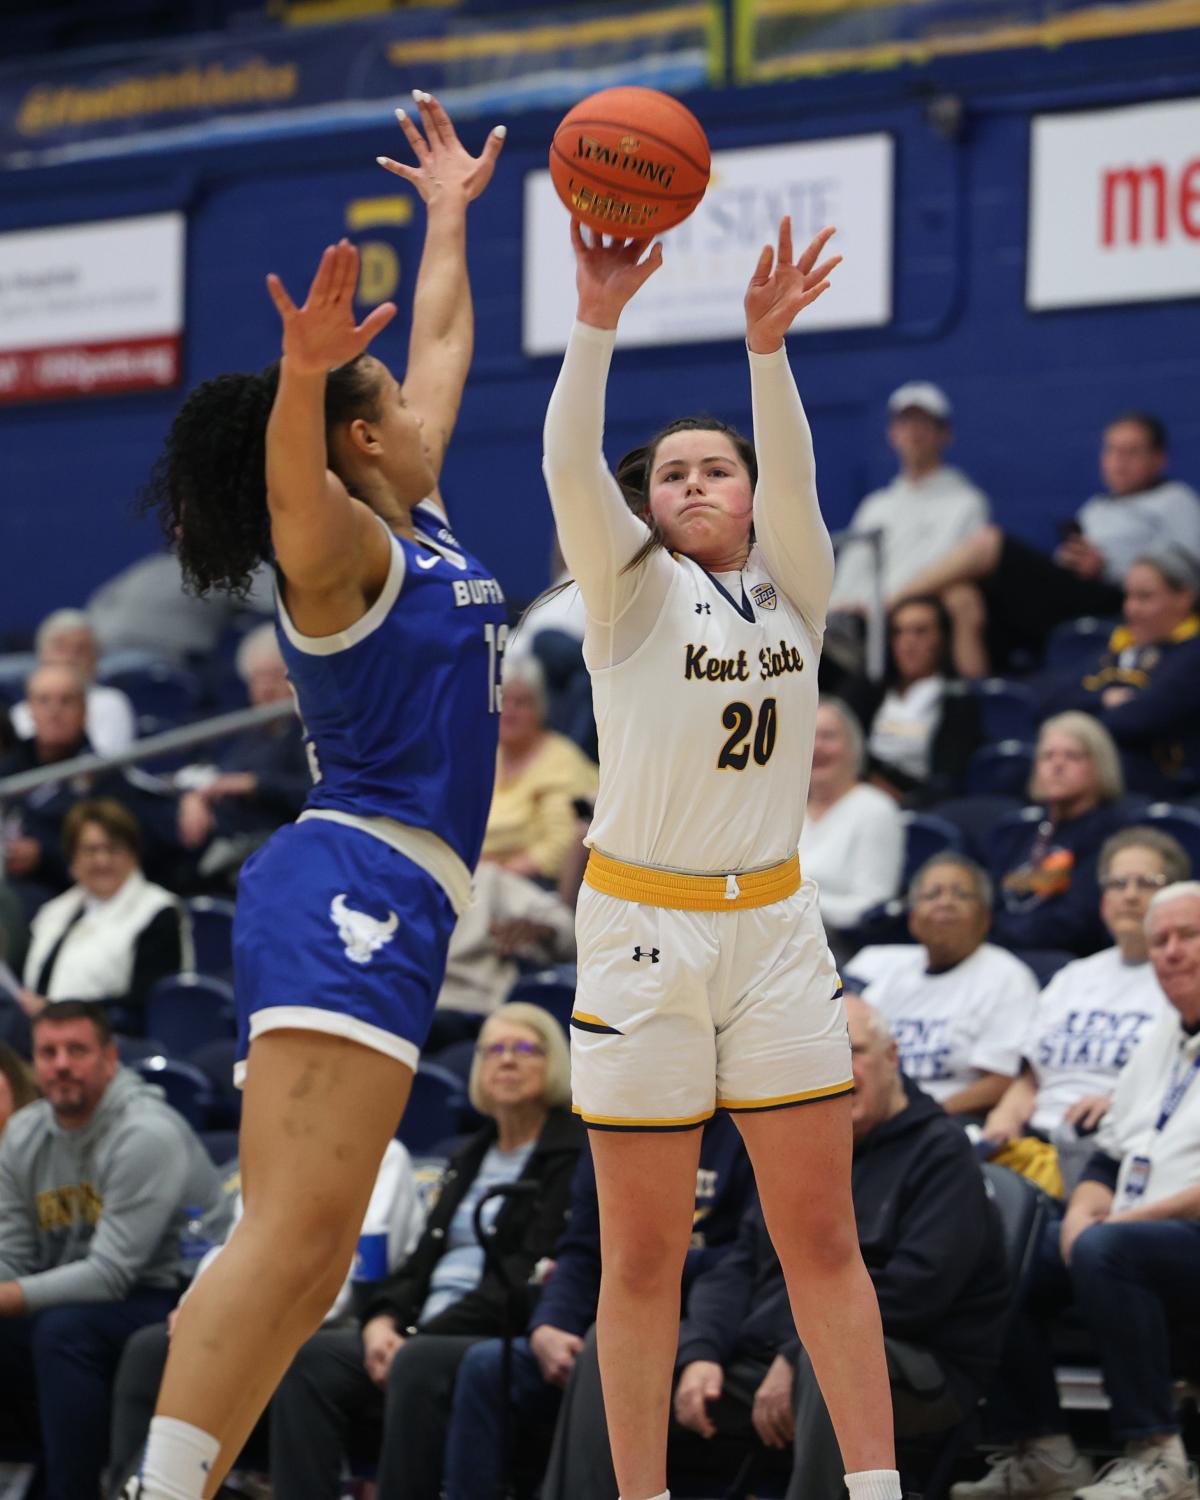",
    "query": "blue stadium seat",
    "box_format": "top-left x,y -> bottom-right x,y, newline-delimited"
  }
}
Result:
901,811 -> 965,885
145,973 -> 237,1058
97,659 -> 203,730
185,897 -> 236,979
198,1129 -> 239,1167
972,678 -> 1038,741
1141,802 -> 1200,873
0,652 -> 35,707
130,1056 -> 214,1129
932,795 -> 1022,865
1043,616 -> 1119,674
966,740 -> 1034,798
397,1062 -> 470,1154
188,1038 -> 241,1129
505,966 -> 576,1033
116,1034 -> 170,1064
430,1037 -> 478,1088
1008,947 -> 1077,987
